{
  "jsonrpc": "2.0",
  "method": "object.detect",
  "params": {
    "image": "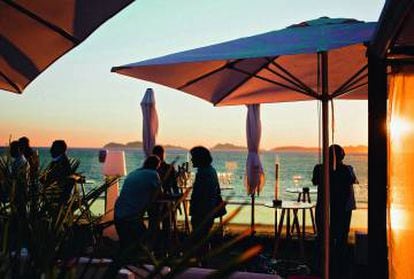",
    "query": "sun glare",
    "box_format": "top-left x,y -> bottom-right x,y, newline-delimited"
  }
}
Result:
390,117 -> 411,149
390,206 -> 407,231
